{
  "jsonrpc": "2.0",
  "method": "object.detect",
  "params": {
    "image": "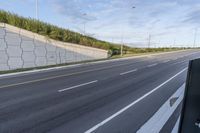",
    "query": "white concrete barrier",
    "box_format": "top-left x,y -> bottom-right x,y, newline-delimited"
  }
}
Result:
0,23 -> 108,71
